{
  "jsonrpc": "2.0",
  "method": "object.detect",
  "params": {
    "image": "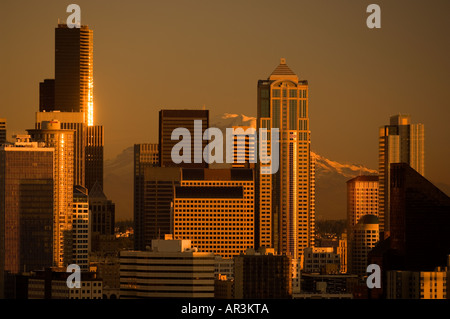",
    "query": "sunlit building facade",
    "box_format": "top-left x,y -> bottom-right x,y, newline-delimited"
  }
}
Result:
256,58 -> 315,259
173,168 -> 254,259
27,121 -> 75,268
72,186 -> 90,271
